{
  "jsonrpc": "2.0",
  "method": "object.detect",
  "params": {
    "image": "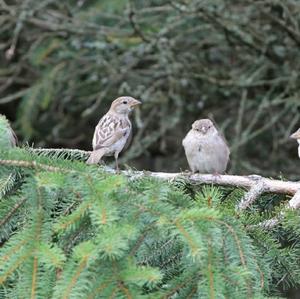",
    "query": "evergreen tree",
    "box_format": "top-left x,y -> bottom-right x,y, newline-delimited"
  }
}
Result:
0,115 -> 300,298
